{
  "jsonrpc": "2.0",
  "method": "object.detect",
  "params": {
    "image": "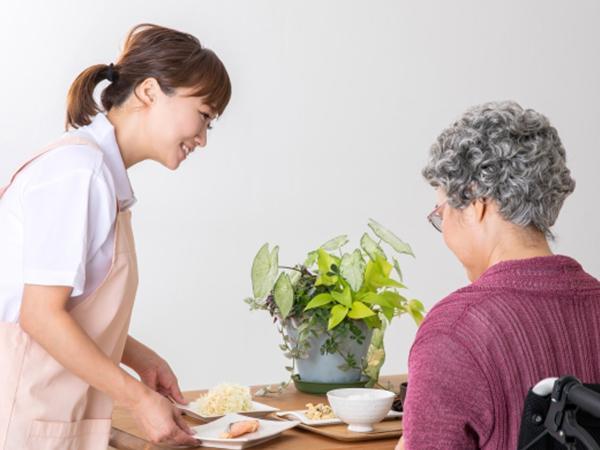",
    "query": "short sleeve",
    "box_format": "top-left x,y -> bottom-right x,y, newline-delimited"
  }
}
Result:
403,332 -> 494,450
21,148 -> 116,297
